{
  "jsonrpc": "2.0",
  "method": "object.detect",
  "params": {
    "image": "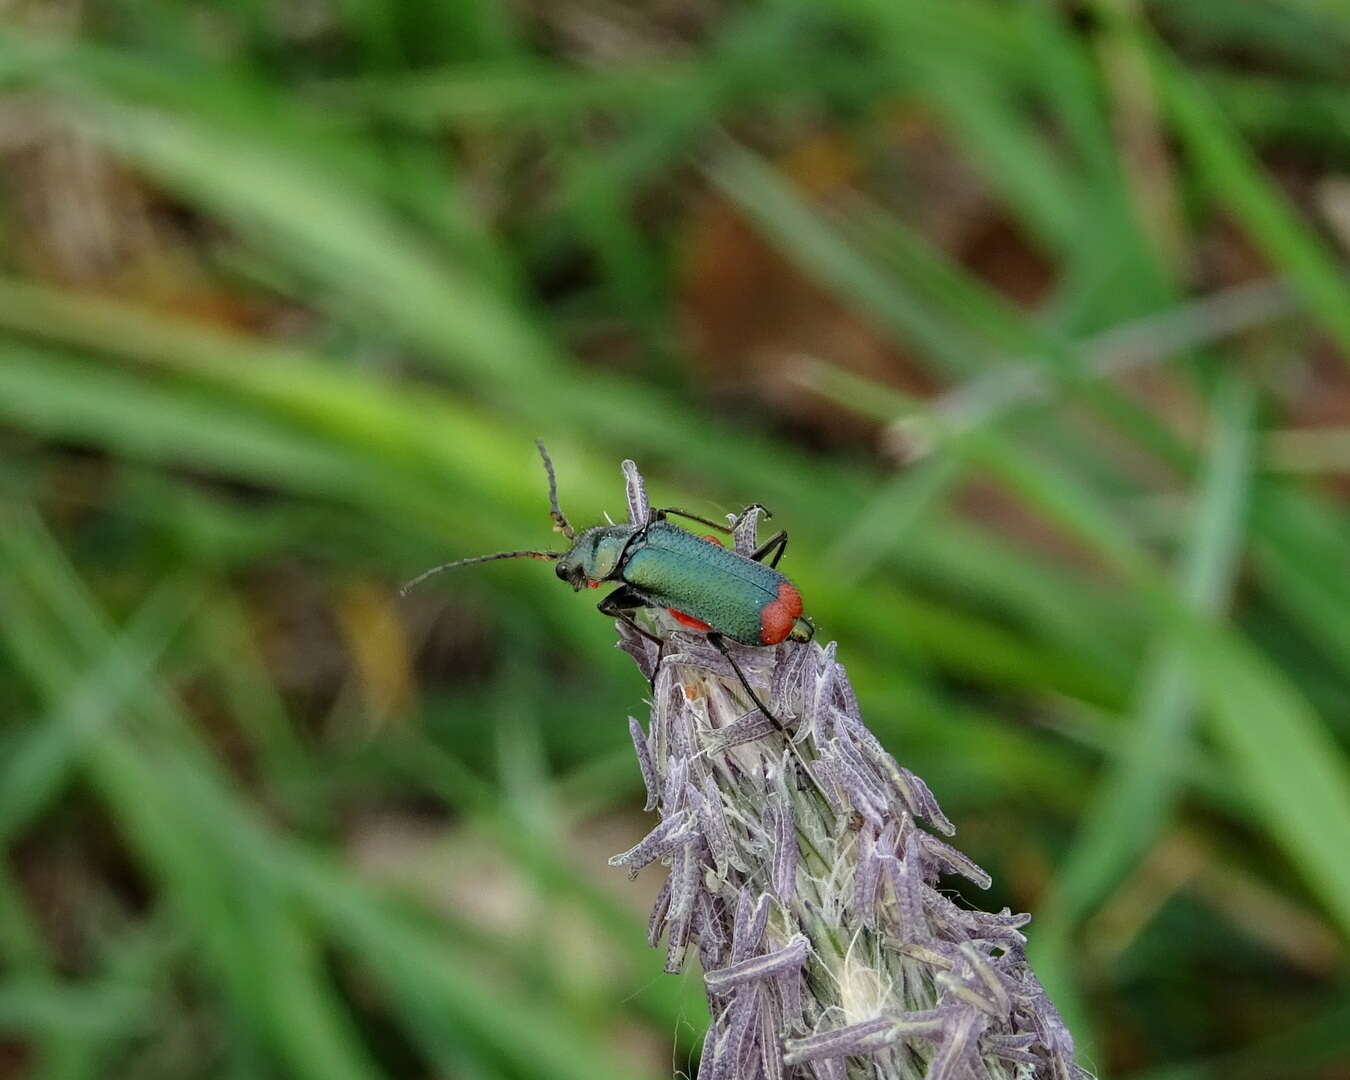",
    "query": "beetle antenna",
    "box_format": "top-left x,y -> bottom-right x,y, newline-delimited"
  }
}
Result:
536,440 -> 576,540
399,550 -> 561,596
